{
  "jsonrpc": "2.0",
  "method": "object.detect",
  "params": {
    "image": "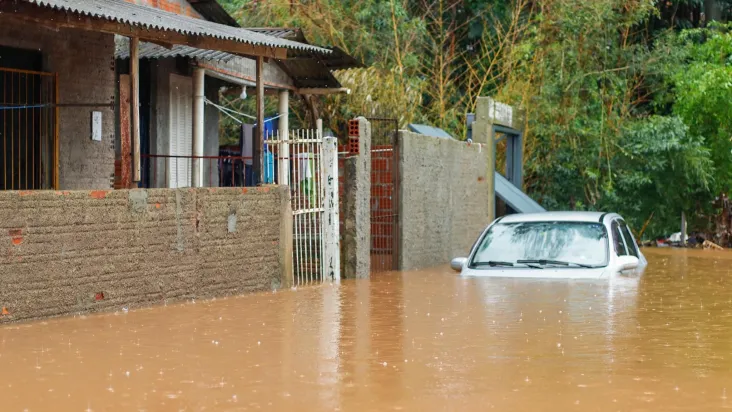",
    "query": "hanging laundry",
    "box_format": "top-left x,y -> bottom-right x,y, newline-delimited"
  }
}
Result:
263,149 -> 275,184
294,152 -> 316,205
